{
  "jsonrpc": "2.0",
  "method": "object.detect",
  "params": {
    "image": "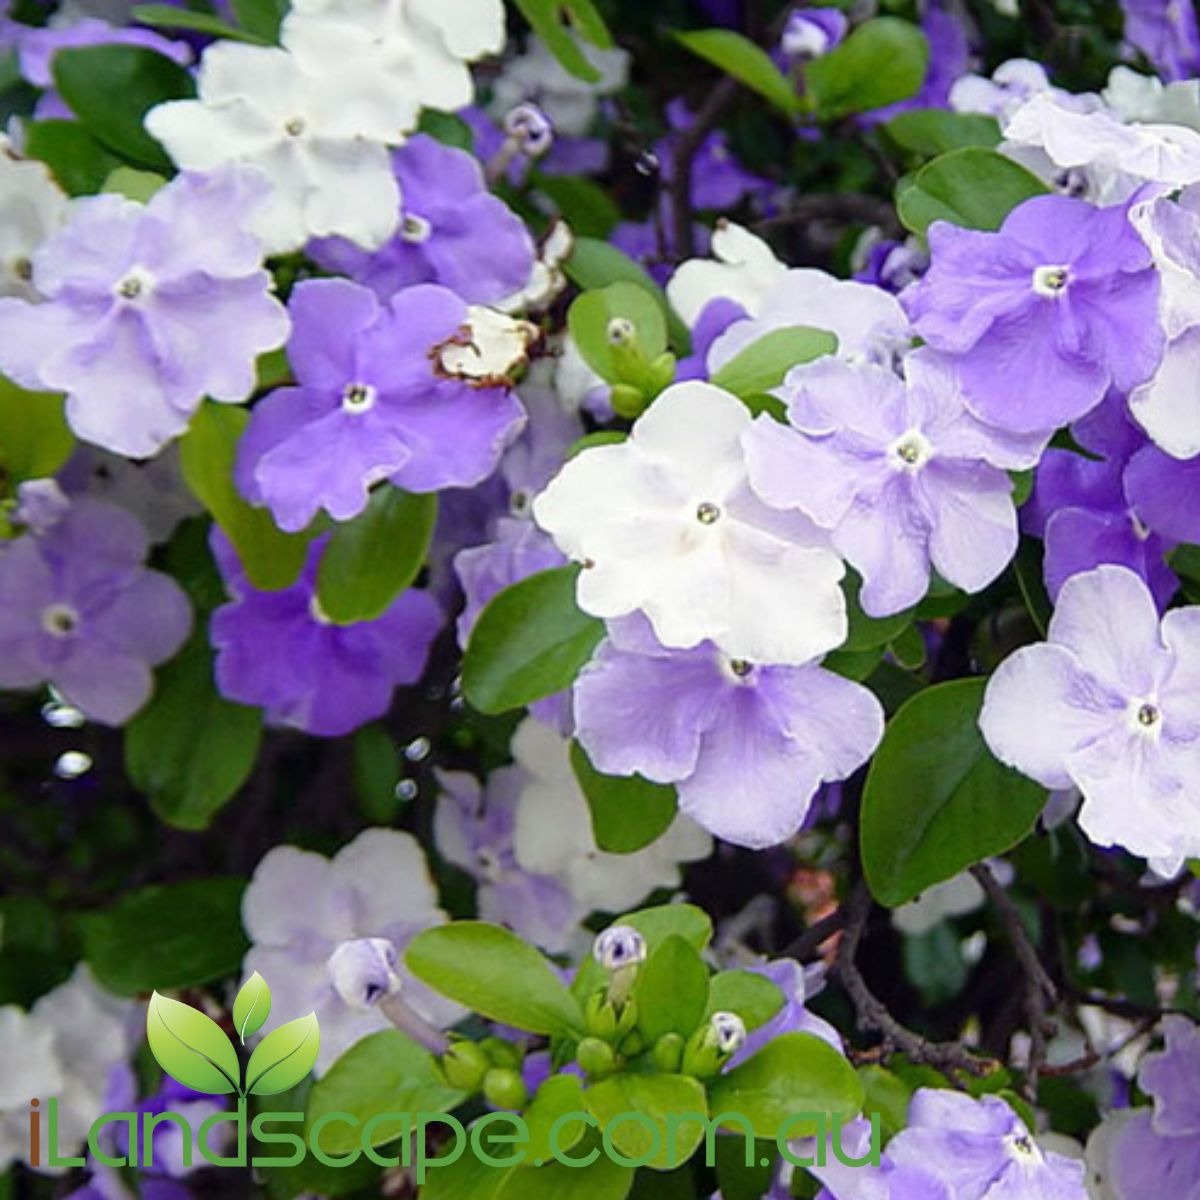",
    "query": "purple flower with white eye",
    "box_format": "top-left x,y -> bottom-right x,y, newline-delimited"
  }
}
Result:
780,8 -> 847,60
573,613 -> 884,849
433,767 -> 581,954
980,565 -> 1200,875
0,168 -> 289,458
744,352 -> 1041,618
1024,393 -> 1178,606
235,277 -> 528,533
0,498 -> 190,725
1120,0 -> 1200,82
903,195 -> 1164,436
308,135 -> 535,305
209,531 -> 442,738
